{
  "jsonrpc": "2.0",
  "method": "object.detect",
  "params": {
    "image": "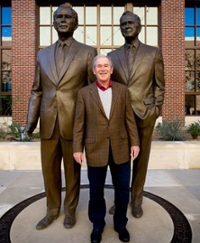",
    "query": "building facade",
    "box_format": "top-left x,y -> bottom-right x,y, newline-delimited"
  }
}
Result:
0,0 -> 200,126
